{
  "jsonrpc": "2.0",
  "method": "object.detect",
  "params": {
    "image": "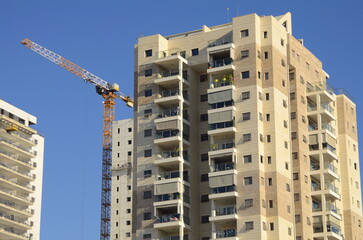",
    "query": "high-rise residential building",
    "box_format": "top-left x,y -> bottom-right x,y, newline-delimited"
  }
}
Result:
111,119 -> 133,240
113,12 -> 363,240
0,99 -> 44,240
